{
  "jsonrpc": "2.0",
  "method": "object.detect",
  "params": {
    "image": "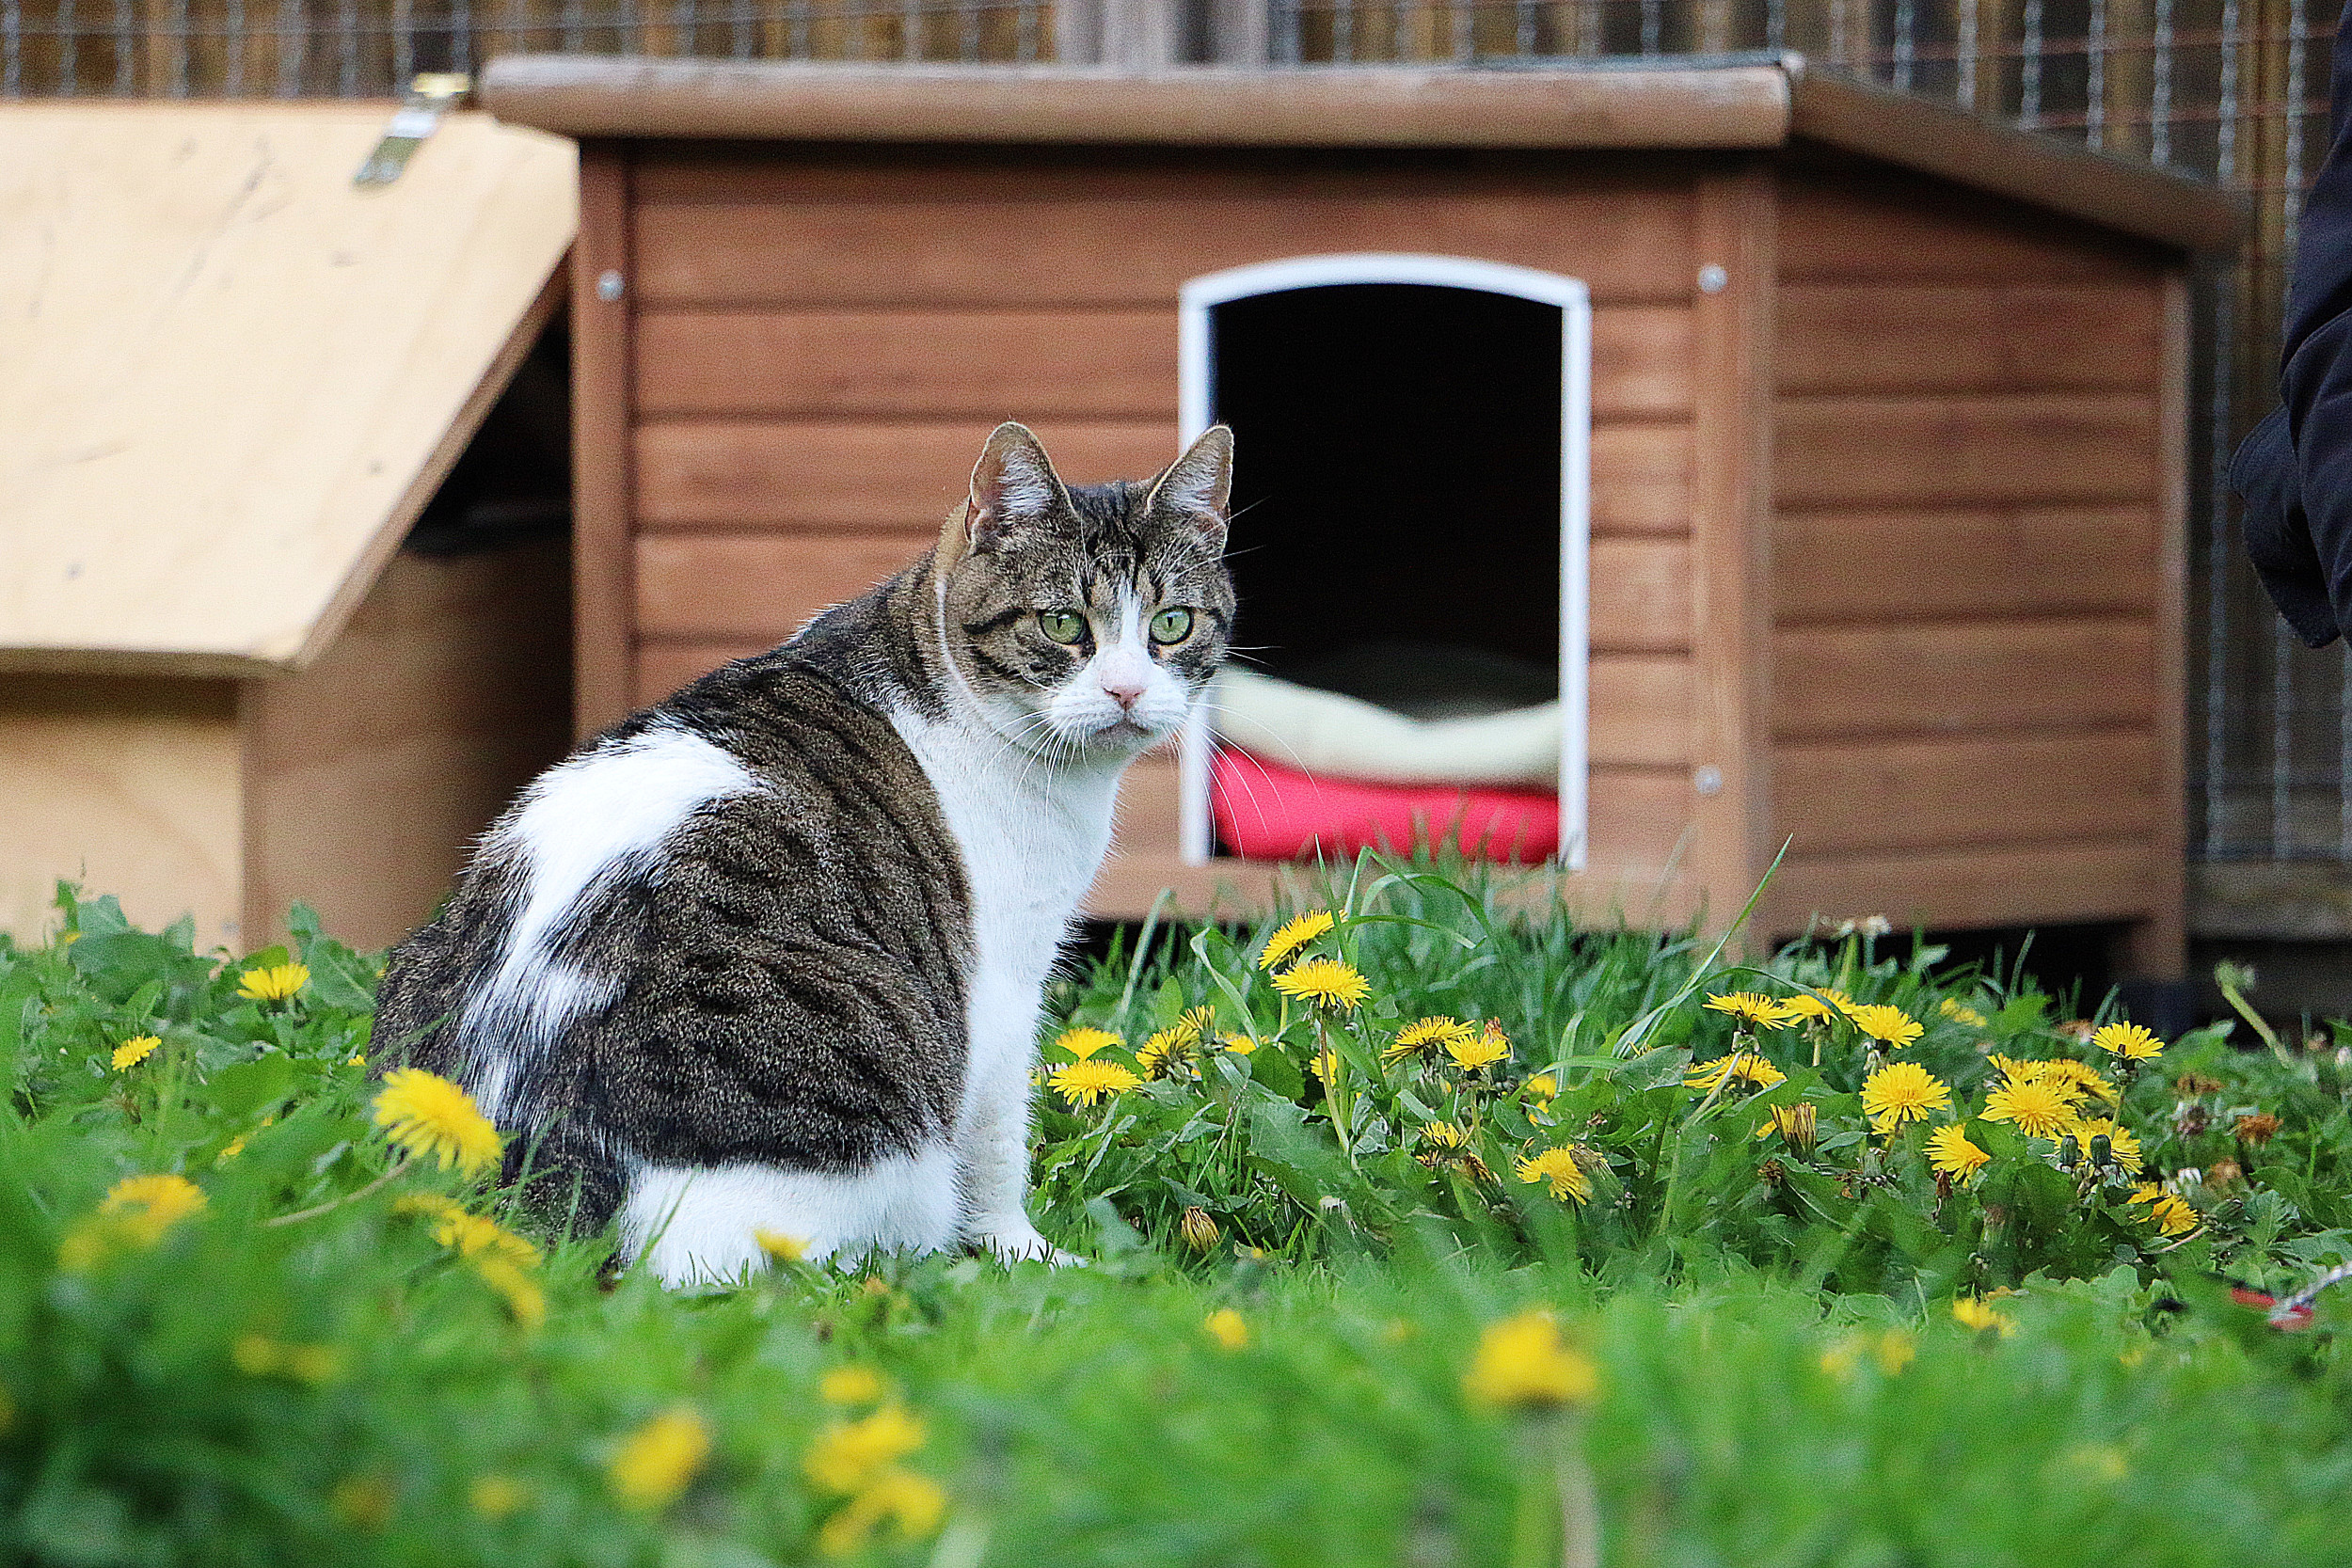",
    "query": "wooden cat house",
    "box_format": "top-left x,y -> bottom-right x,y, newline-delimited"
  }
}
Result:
481,55 -> 2237,976
0,103 -> 578,950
